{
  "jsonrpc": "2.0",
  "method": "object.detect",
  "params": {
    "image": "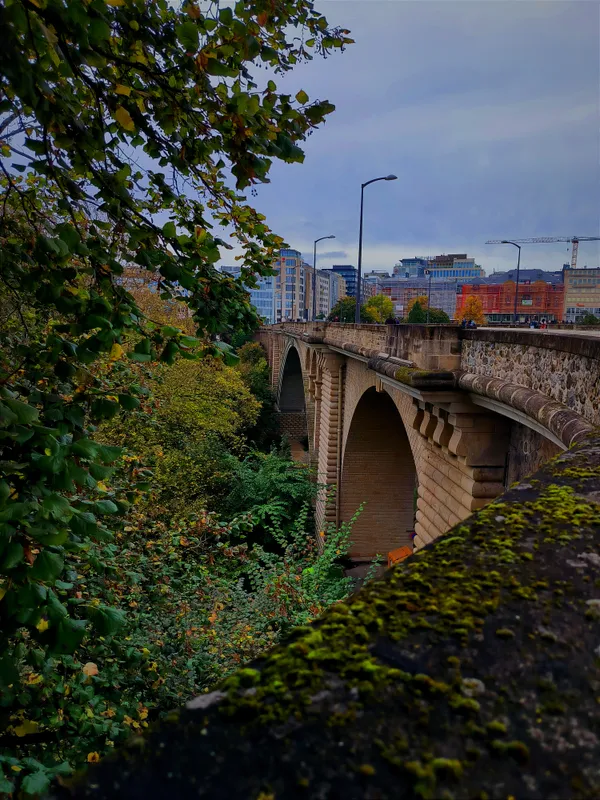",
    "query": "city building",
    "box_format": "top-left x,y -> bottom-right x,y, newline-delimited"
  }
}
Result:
457,278 -> 565,323
392,257 -> 429,278
363,270 -> 389,297
304,265 -> 347,319
273,248 -> 306,322
562,265 -> 600,322
483,268 -> 563,285
329,264 -> 359,297
427,254 -> 485,281
379,277 -> 459,319
220,264 -> 276,324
